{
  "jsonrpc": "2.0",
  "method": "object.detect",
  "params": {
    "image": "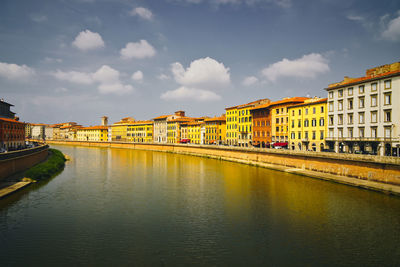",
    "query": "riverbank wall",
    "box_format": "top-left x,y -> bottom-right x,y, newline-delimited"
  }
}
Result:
47,140 -> 400,195
0,145 -> 49,181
